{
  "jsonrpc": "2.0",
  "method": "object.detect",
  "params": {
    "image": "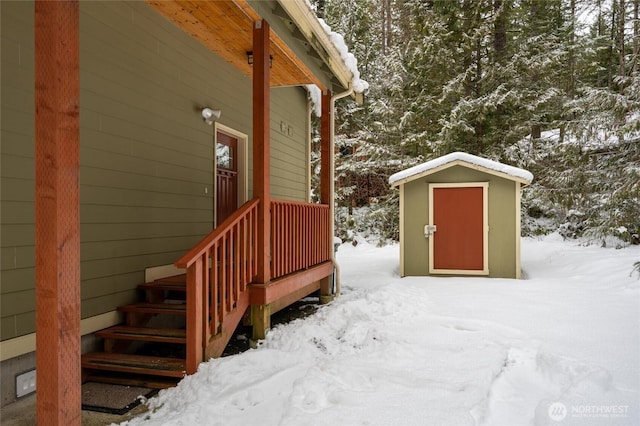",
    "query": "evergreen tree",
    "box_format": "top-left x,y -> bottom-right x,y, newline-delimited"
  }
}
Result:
311,0 -> 639,245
